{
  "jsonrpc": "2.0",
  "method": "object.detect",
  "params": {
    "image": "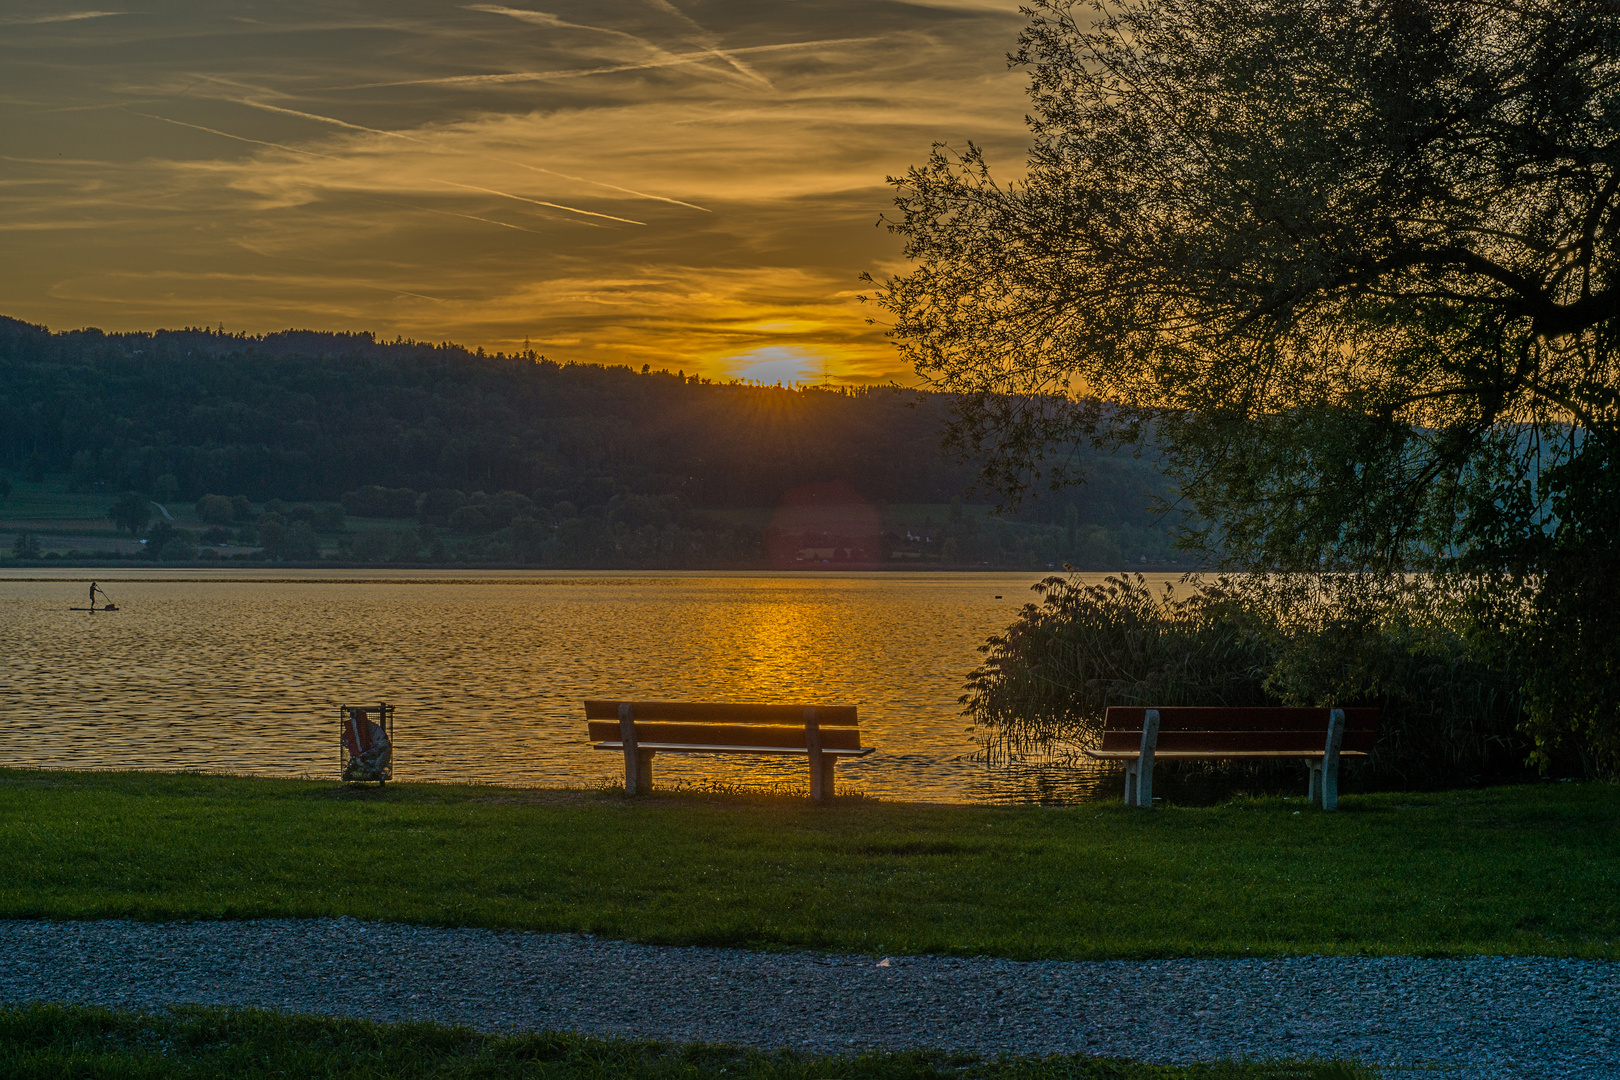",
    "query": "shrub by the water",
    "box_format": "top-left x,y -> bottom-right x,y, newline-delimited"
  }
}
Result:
962,574 -> 1274,764
965,572 -> 1534,788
